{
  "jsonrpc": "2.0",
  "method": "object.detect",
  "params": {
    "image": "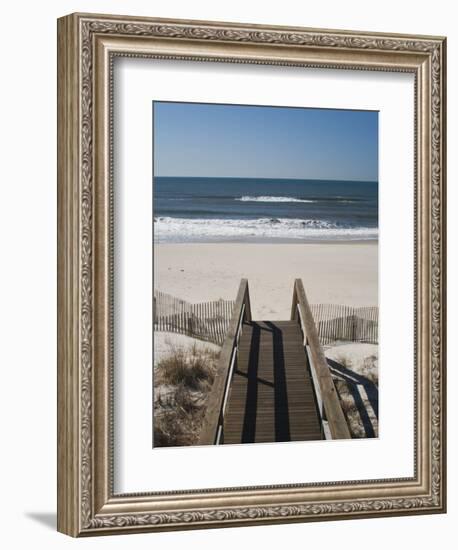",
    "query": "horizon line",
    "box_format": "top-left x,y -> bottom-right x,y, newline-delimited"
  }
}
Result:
154,175 -> 379,183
